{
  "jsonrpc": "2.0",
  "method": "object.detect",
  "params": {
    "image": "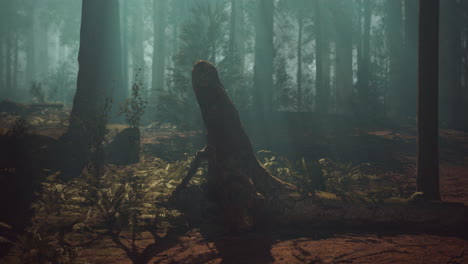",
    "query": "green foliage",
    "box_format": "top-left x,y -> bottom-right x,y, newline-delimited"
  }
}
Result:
2,155 -> 201,263
260,151 -> 401,200
120,70 -> 147,128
